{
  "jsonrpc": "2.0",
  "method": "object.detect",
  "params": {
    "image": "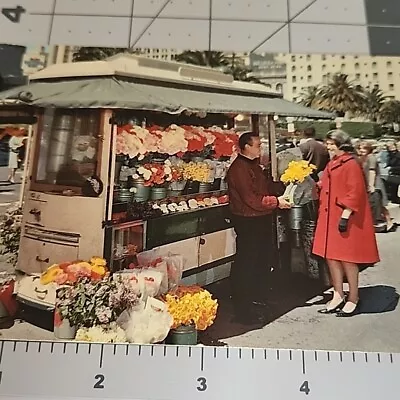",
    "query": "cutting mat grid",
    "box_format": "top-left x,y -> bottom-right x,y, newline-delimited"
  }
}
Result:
0,0 -> 400,55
